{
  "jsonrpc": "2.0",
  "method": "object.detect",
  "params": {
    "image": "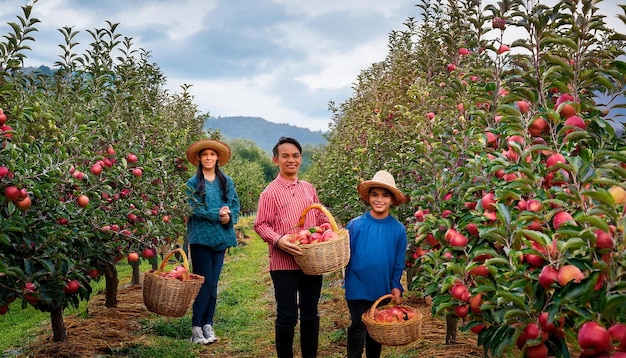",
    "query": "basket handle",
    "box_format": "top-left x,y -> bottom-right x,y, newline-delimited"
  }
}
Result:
158,248 -> 191,281
368,294 -> 398,320
297,203 -> 339,232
